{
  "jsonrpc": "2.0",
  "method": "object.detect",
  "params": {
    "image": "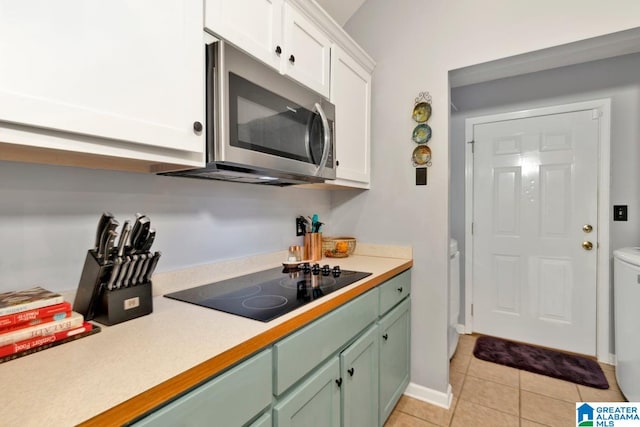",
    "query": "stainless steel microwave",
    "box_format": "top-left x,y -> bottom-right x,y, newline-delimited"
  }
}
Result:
163,40 -> 335,186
